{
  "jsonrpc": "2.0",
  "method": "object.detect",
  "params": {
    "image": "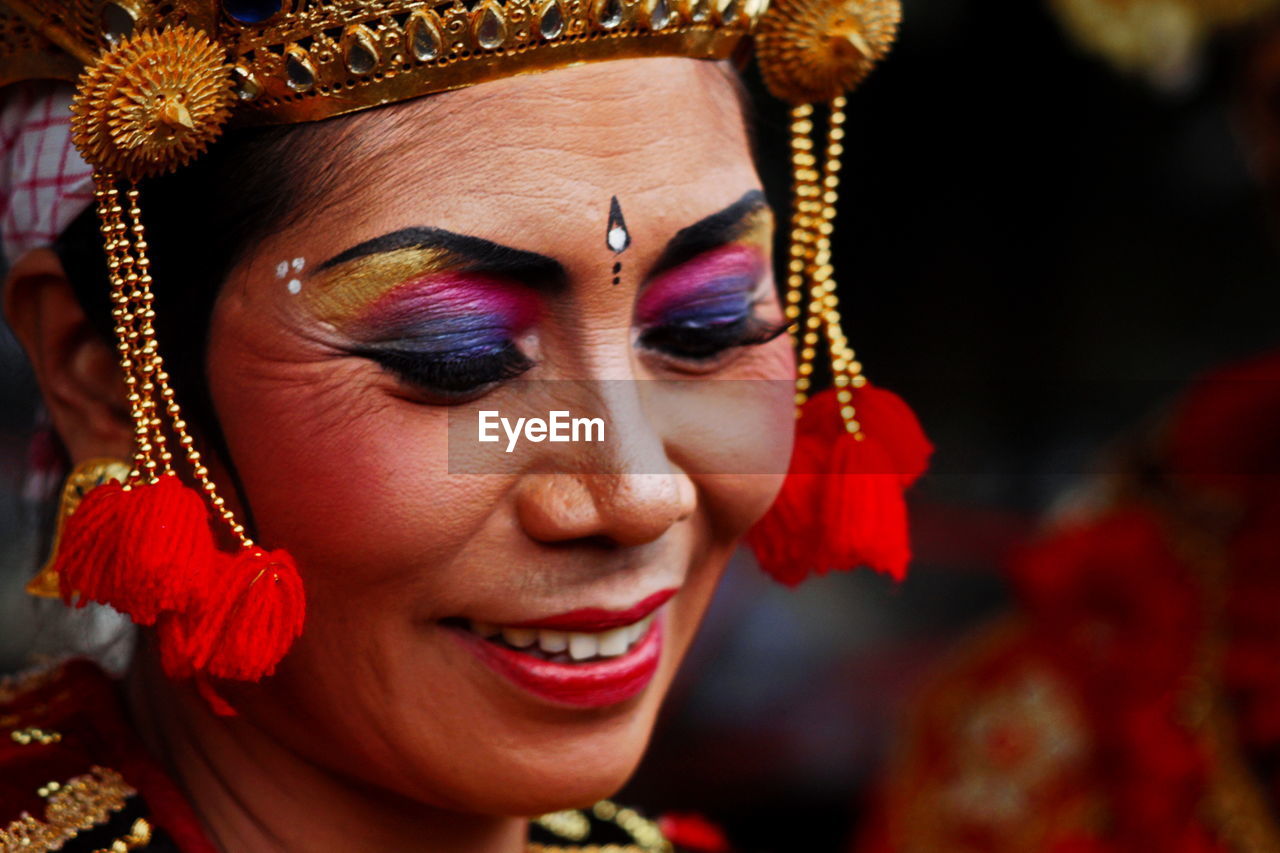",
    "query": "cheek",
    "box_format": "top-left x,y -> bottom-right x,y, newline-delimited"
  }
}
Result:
204,335 -> 506,618
666,336 -> 796,534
